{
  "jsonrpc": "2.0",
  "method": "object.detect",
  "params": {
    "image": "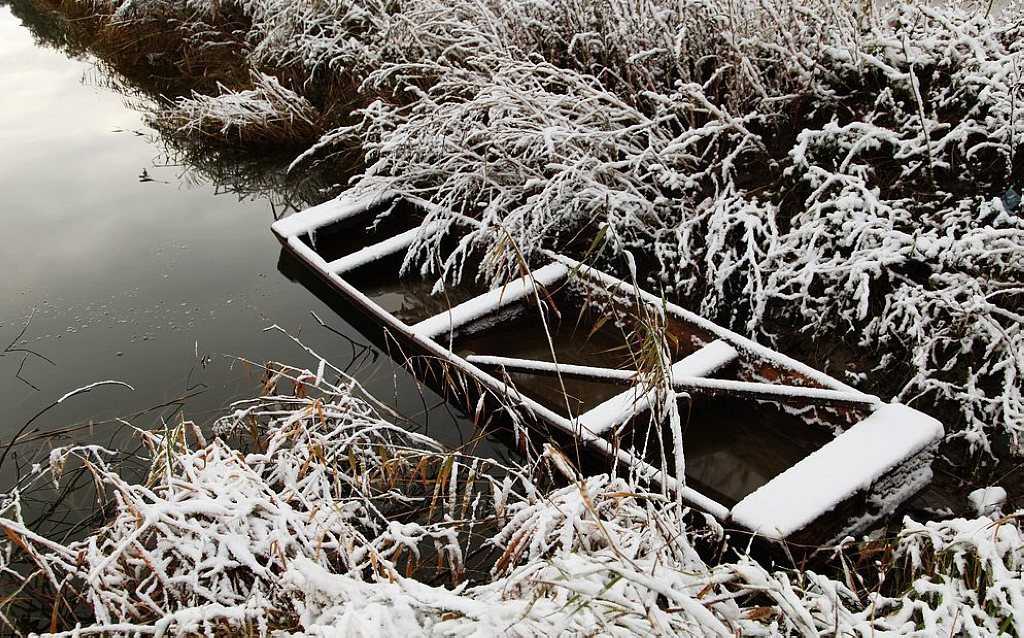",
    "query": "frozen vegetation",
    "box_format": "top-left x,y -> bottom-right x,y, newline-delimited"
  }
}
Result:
3,0 -> 1024,633
114,0 -> 1022,460
1,366 -> 1021,635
